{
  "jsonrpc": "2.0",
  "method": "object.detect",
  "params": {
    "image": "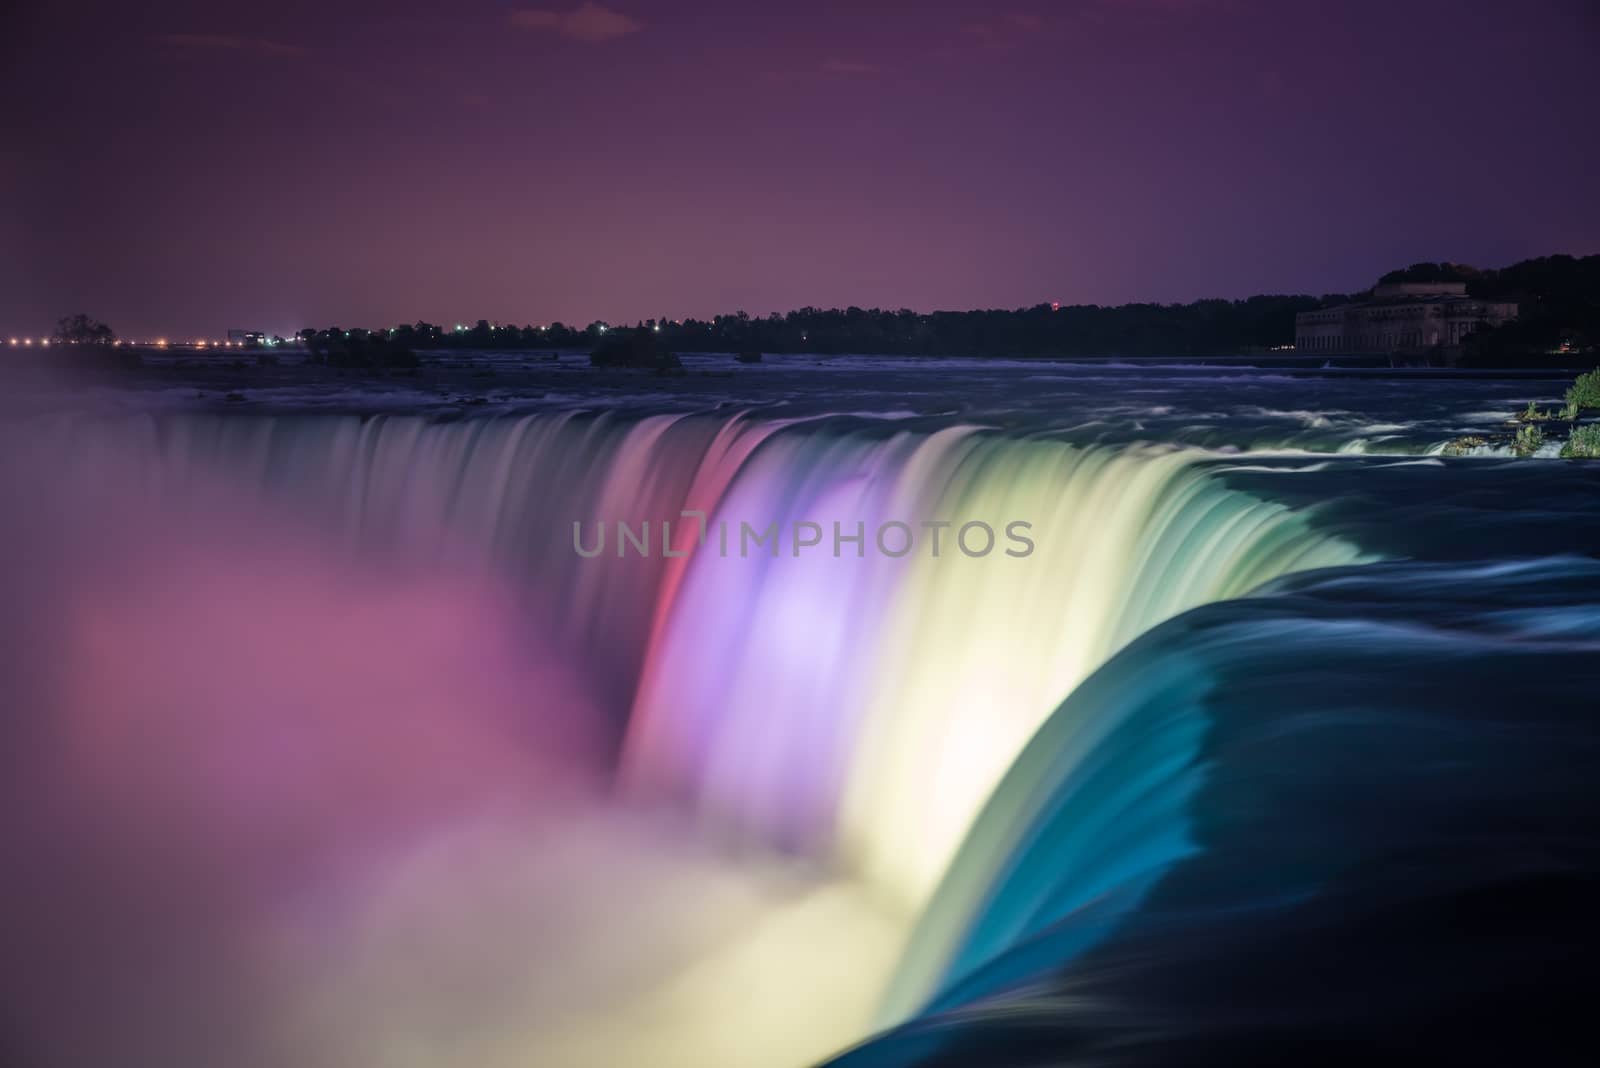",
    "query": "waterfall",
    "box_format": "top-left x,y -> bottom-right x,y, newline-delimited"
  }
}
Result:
16,410 -> 1368,893
2,410 -> 1379,1065
831,557 -> 1600,1066
17,410 -> 785,734
622,427 -> 1372,918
